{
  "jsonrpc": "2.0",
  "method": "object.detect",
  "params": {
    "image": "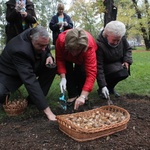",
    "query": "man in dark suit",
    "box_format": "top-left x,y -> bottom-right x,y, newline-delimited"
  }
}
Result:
0,26 -> 56,121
